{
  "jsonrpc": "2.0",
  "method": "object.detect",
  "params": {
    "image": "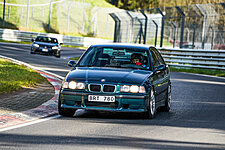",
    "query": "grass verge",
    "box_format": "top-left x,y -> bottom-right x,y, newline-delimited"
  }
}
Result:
0,39 -> 32,45
0,58 -> 46,94
69,57 -> 80,60
170,67 -> 225,77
